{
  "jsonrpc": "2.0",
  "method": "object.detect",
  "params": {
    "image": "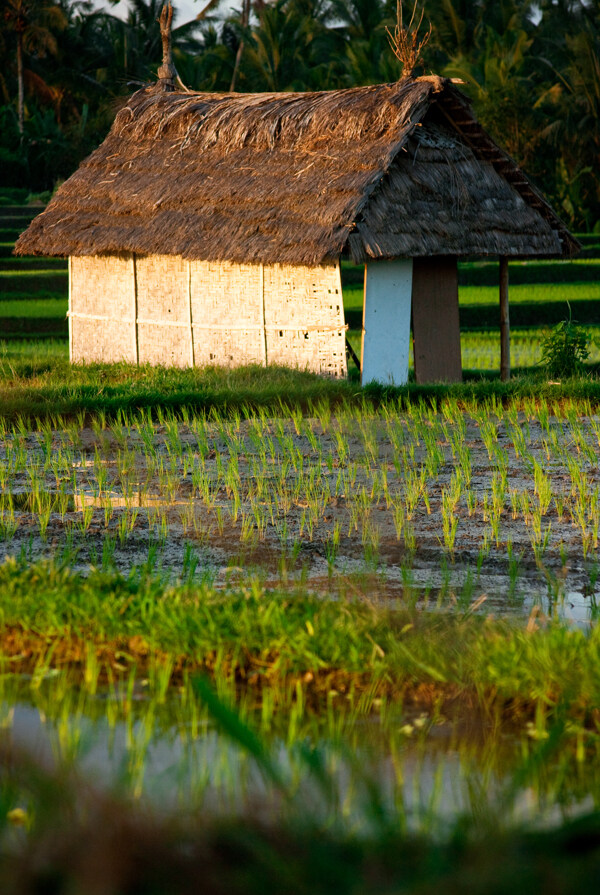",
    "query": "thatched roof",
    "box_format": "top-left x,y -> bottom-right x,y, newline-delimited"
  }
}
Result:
16,76 -> 578,264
